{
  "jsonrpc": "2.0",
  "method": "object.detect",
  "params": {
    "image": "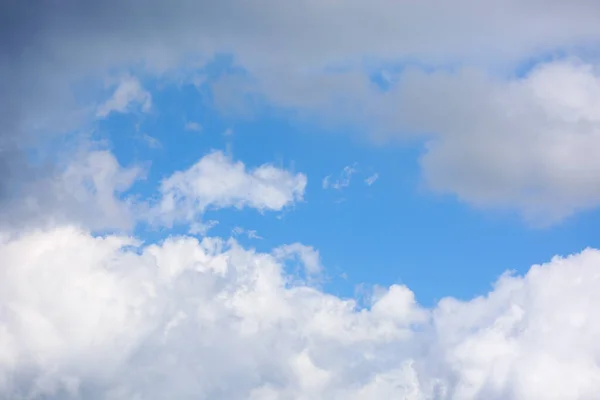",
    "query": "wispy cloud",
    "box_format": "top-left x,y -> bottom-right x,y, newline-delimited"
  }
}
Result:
184,121 -> 203,132
232,226 -> 263,240
148,151 -> 307,228
365,173 -> 379,186
323,164 -> 357,190
141,133 -> 162,149
189,220 -> 219,236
